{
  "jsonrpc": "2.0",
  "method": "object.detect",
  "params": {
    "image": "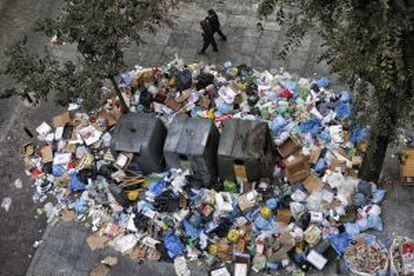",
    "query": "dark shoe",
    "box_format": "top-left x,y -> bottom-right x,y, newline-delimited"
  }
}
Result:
198,51 -> 205,55
213,48 -> 219,52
